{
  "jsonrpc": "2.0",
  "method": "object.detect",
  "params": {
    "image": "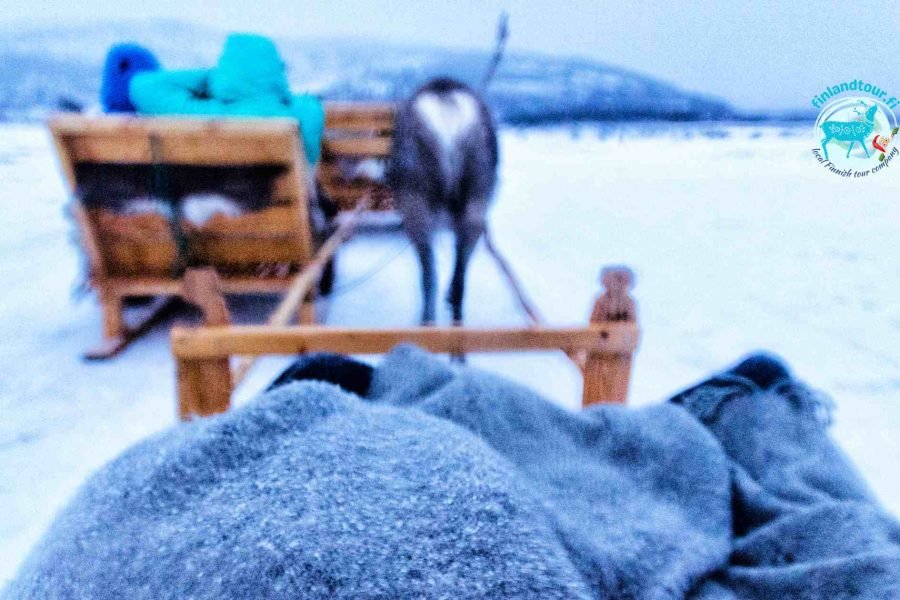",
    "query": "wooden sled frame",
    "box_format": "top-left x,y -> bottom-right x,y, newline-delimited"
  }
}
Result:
49,103 -> 395,359
171,270 -> 641,420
